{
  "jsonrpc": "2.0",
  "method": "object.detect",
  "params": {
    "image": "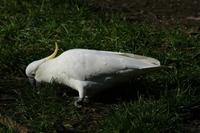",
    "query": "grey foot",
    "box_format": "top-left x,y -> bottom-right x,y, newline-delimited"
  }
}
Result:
83,96 -> 89,103
74,98 -> 83,108
74,96 -> 90,108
